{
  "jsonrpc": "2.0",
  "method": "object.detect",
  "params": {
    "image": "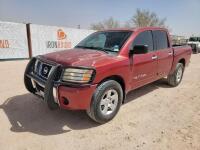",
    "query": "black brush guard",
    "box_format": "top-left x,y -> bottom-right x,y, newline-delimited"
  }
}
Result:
24,57 -> 60,110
